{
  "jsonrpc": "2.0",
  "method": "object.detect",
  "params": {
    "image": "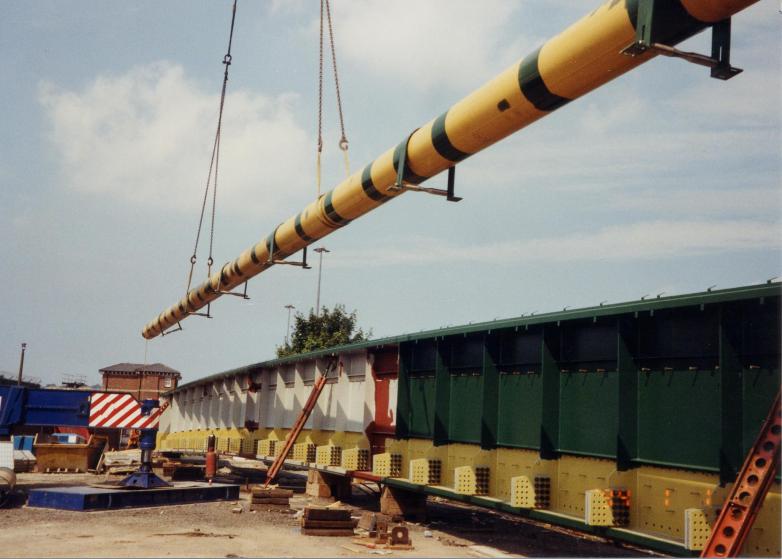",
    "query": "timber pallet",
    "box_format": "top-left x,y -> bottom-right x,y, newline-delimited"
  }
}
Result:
301,506 -> 355,537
